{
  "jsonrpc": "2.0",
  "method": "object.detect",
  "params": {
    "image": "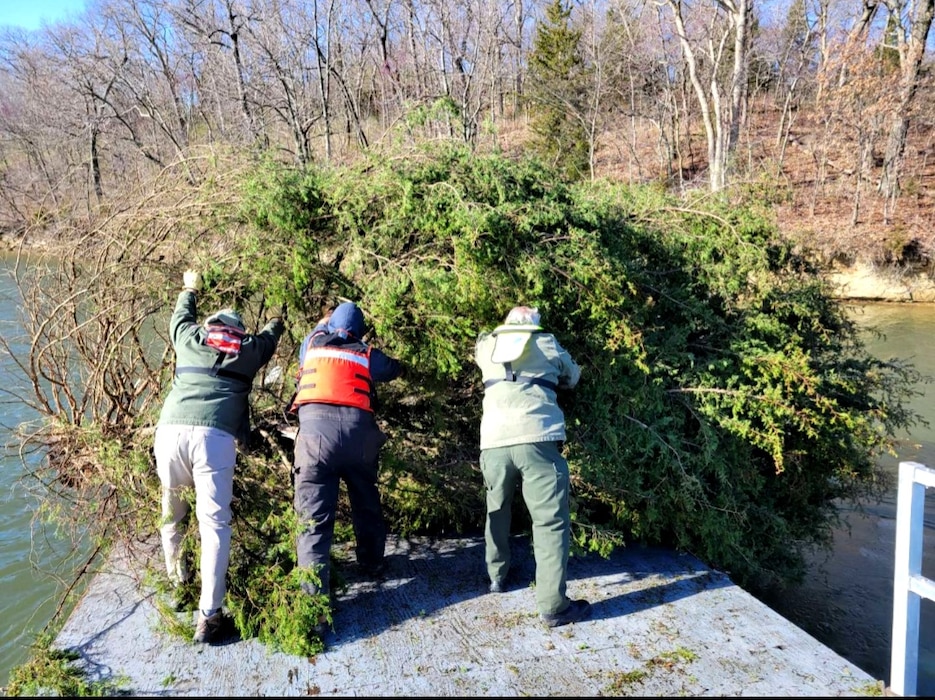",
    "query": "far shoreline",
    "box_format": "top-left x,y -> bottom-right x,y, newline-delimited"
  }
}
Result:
4,234 -> 934,304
